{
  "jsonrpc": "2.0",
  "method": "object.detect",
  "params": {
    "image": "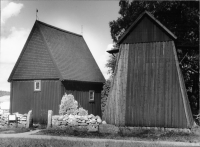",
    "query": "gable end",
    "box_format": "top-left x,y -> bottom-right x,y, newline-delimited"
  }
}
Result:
118,11 -> 177,44
8,22 -> 60,81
